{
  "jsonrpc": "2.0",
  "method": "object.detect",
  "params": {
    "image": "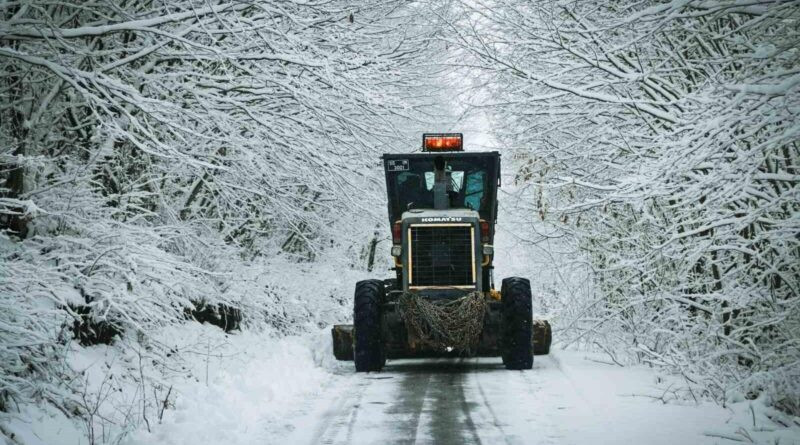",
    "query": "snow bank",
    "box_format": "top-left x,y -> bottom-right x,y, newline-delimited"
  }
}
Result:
123,327 -> 332,445
545,351 -> 800,445
0,324 -> 344,445
0,246 -> 375,445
